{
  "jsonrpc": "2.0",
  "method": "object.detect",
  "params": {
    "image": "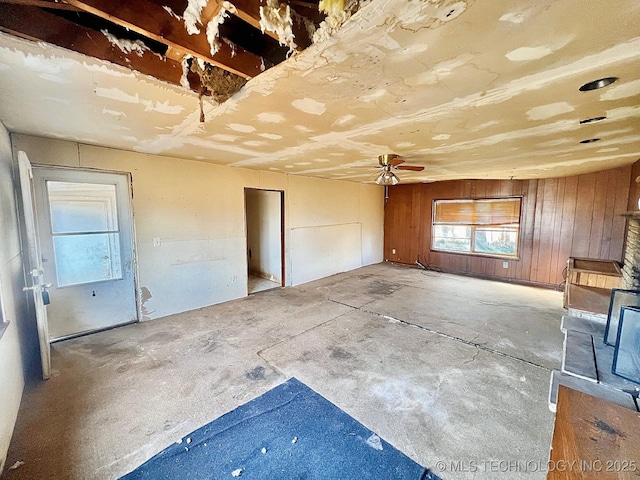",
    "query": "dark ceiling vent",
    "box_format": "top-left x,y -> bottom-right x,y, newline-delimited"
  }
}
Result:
579,77 -> 618,91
